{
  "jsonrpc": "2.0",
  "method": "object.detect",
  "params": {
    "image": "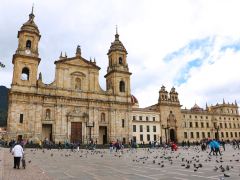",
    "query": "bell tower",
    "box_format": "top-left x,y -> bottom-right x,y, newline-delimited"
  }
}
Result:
104,28 -> 131,96
12,7 -> 41,87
